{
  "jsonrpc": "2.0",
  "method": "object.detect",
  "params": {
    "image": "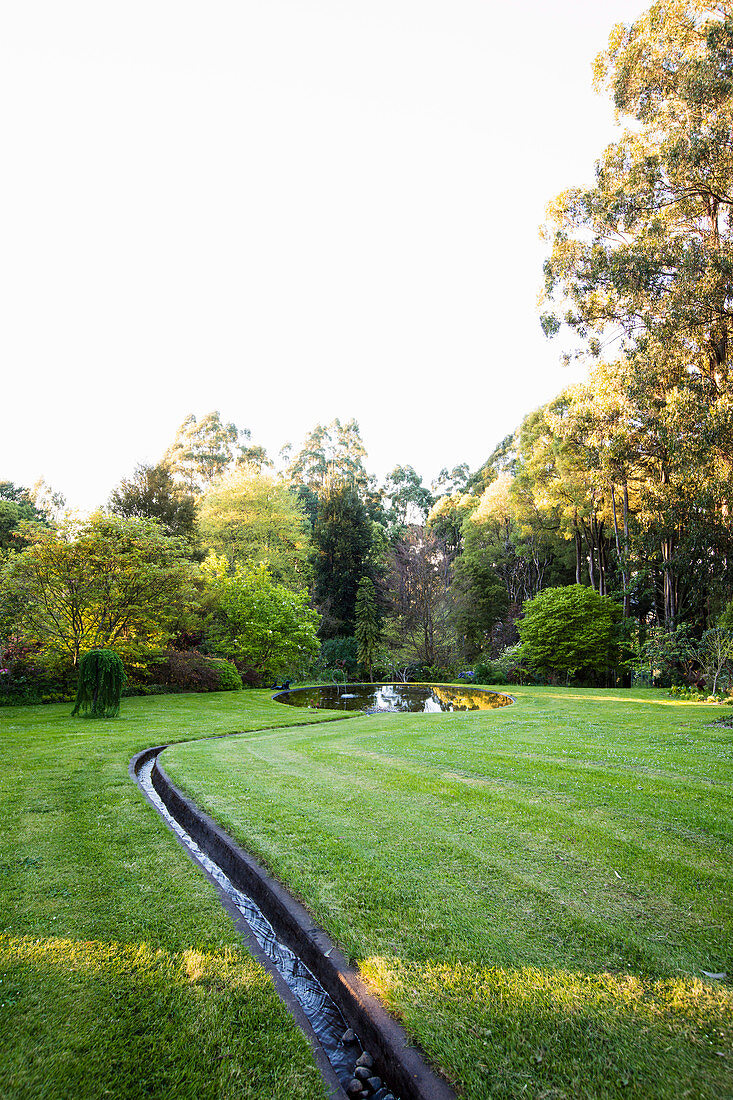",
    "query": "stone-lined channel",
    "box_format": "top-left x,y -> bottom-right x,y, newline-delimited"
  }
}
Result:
131,741 -> 457,1100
